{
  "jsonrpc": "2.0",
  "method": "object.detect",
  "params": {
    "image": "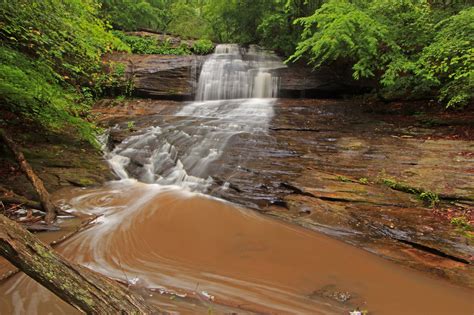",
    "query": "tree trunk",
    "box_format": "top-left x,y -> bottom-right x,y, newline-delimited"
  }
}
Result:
0,214 -> 157,314
0,129 -> 57,223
